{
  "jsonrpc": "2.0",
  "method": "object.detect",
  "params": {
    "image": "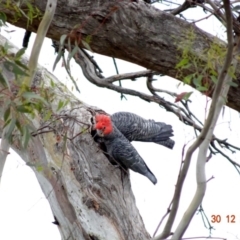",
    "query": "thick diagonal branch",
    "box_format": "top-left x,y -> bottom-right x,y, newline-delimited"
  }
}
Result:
2,0 -> 240,112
